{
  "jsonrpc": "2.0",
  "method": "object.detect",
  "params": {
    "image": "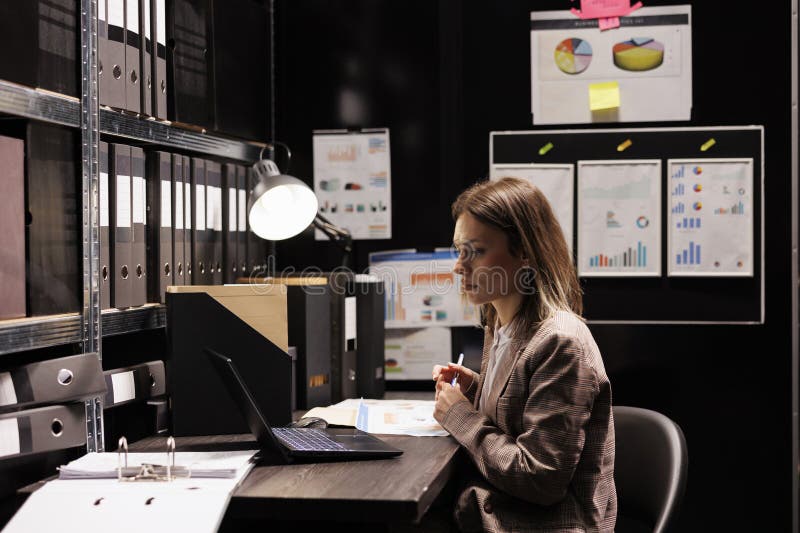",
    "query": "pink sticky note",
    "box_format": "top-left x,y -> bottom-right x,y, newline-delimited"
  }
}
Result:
598,16 -> 621,30
573,0 -> 643,20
